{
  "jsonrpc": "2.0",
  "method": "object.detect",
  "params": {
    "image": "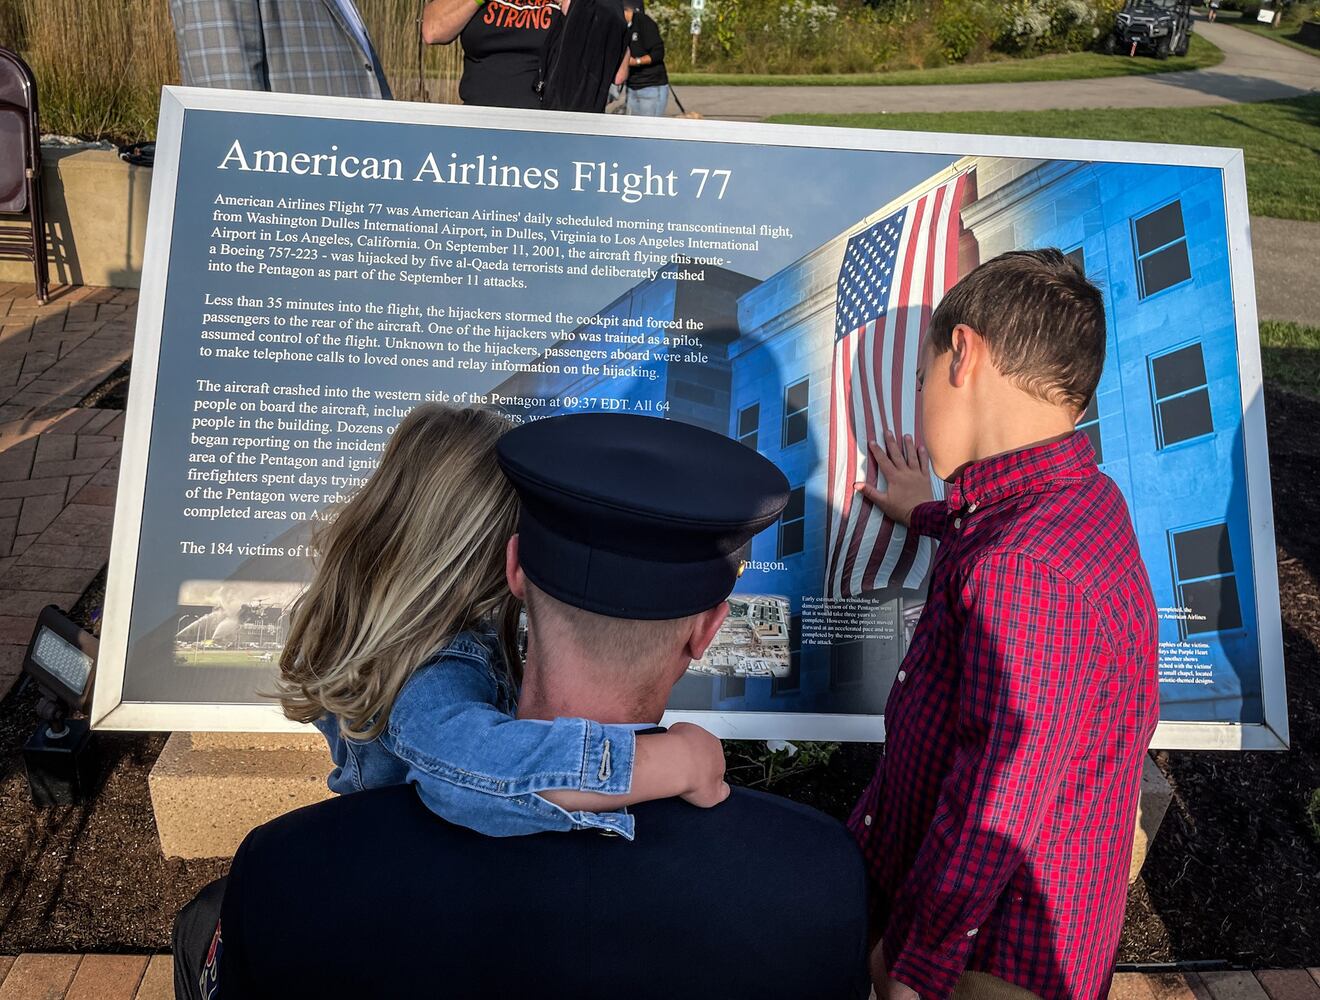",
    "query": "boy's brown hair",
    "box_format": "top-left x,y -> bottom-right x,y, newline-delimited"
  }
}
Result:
926,248 -> 1105,414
